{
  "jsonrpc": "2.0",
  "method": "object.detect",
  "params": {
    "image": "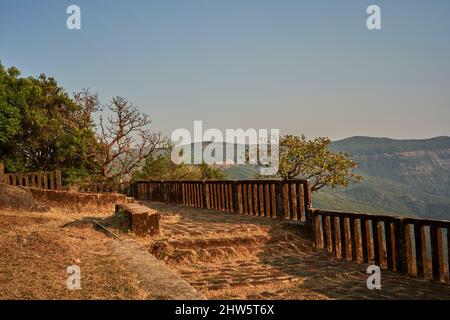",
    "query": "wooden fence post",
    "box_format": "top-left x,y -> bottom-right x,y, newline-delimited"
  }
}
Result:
201,180 -> 207,209
49,171 -> 55,190
43,172 -> 48,190
303,179 -> 313,233
394,218 -> 408,274
132,182 -> 137,198
0,162 -> 4,183
37,172 -> 42,190
232,181 -> 239,212
55,169 -> 62,190
304,179 -> 312,211
275,181 -> 283,219
30,173 -> 36,188
24,174 -> 29,188
161,181 -> 167,202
